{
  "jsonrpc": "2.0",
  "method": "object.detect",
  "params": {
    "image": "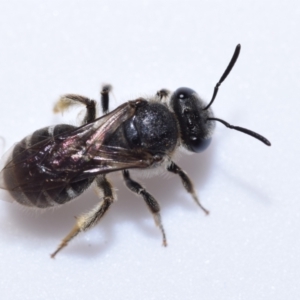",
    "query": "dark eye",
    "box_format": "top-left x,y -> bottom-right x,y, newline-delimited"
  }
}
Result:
173,87 -> 195,101
189,137 -> 212,152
